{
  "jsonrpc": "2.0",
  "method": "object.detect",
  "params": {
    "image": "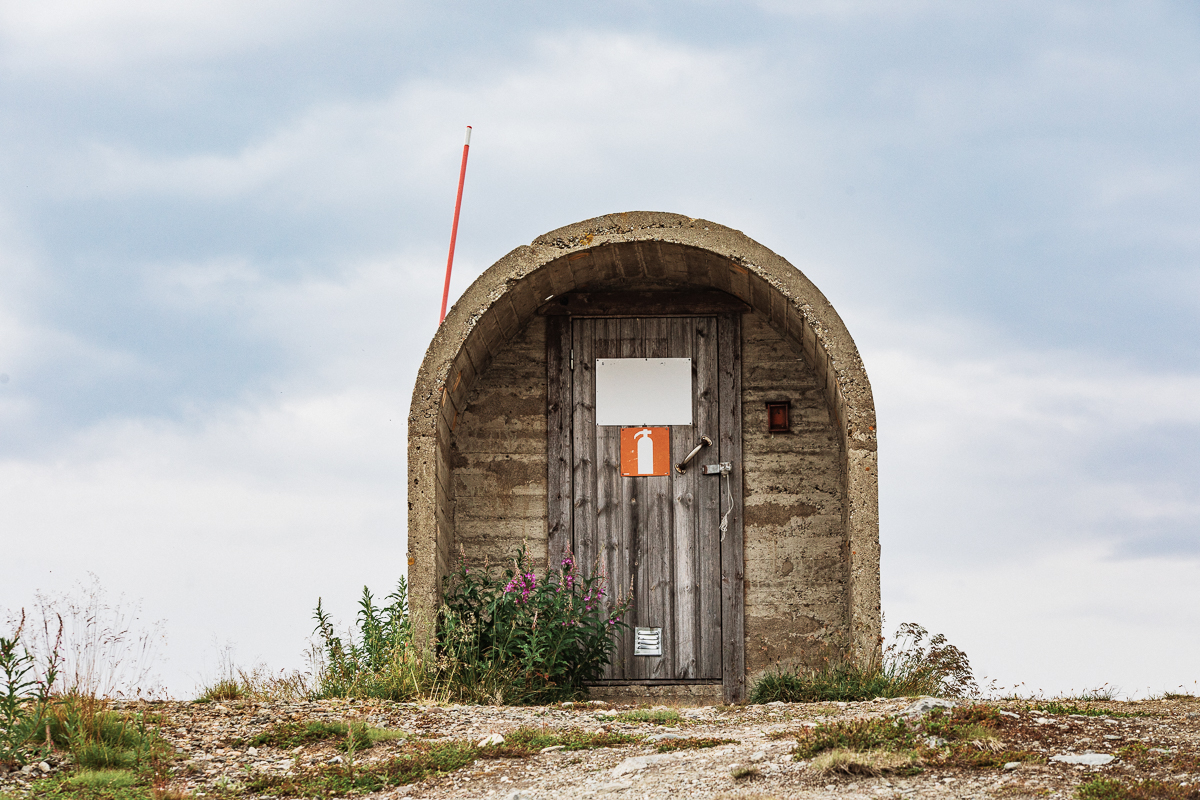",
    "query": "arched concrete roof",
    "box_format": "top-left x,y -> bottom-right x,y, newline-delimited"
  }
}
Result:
407,211 -> 880,663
